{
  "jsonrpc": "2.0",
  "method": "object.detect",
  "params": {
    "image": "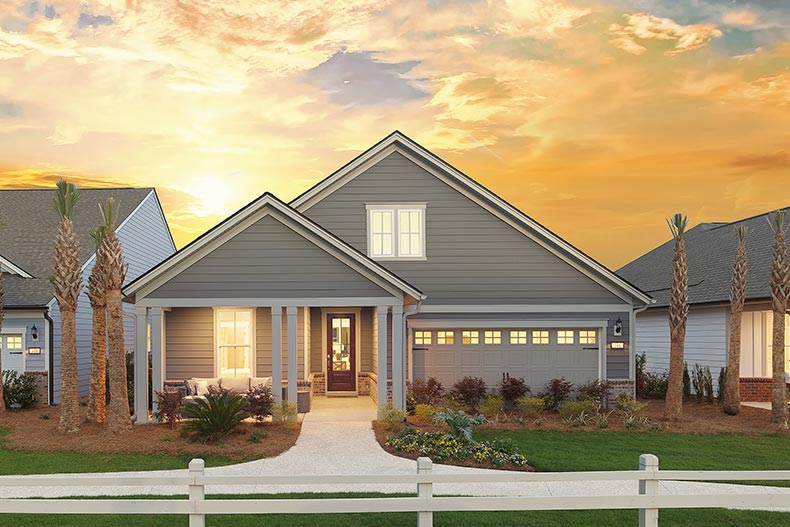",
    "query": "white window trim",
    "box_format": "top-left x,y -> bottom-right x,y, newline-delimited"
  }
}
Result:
213,307 -> 256,378
366,203 -> 427,261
